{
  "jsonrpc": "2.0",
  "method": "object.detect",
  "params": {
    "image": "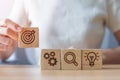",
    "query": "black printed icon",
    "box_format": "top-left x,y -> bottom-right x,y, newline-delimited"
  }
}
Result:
84,52 -> 99,67
44,52 -> 57,66
21,30 -> 35,44
64,52 -> 78,66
